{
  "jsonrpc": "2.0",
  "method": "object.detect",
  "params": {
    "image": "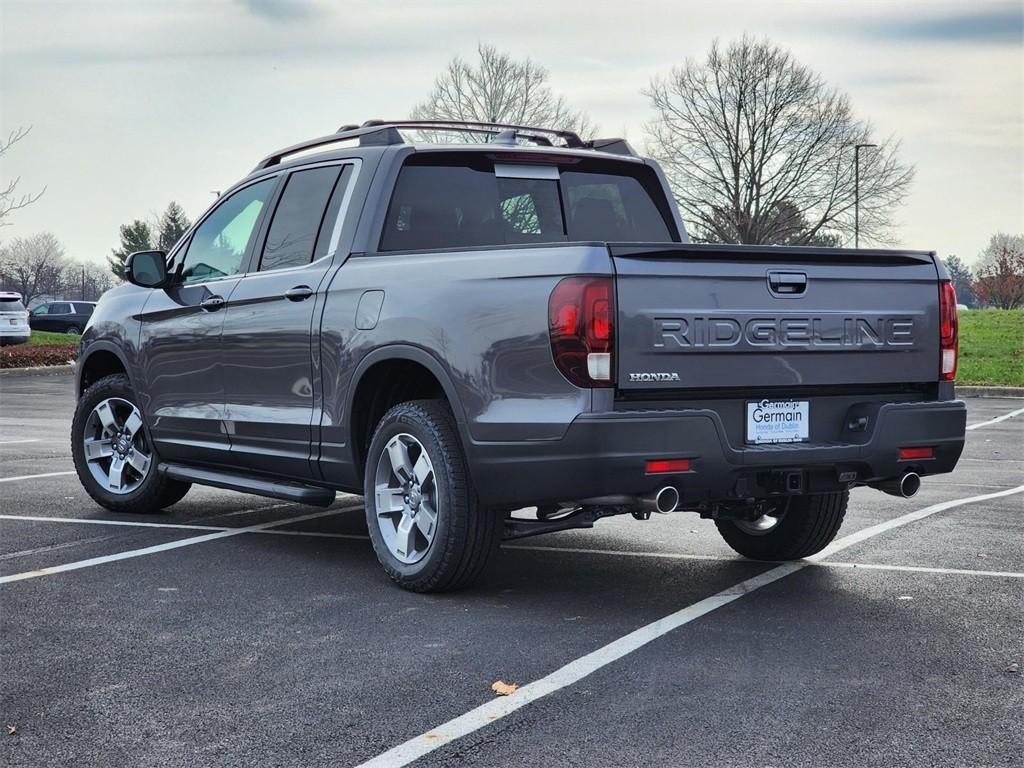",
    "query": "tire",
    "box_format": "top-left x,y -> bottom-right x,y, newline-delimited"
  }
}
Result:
71,373 -> 190,514
363,399 -> 500,592
64,325 -> 81,335
715,491 -> 848,561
